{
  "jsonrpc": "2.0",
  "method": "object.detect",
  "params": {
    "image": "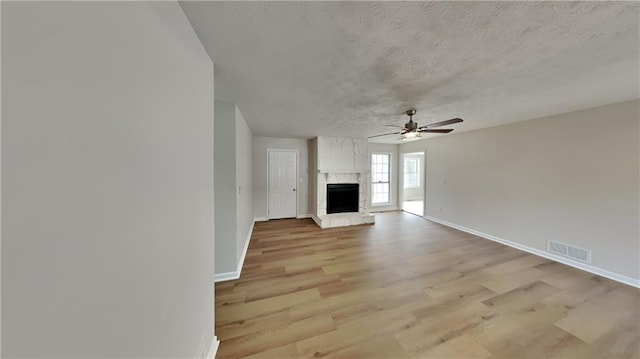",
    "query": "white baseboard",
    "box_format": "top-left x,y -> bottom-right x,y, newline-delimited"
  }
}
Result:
213,271 -> 239,282
256,215 -> 312,221
424,215 -> 640,288
236,220 -> 253,277
196,334 -> 219,359
311,214 -> 321,227
214,220 -> 255,283
207,336 -> 219,359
